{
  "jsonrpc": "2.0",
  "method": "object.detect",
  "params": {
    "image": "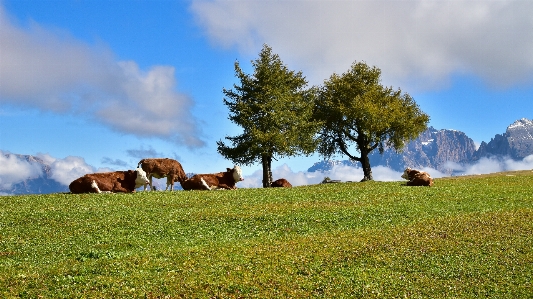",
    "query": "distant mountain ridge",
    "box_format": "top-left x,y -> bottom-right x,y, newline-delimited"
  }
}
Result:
309,118 -> 533,175
473,118 -> 533,161
2,118 -> 533,194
